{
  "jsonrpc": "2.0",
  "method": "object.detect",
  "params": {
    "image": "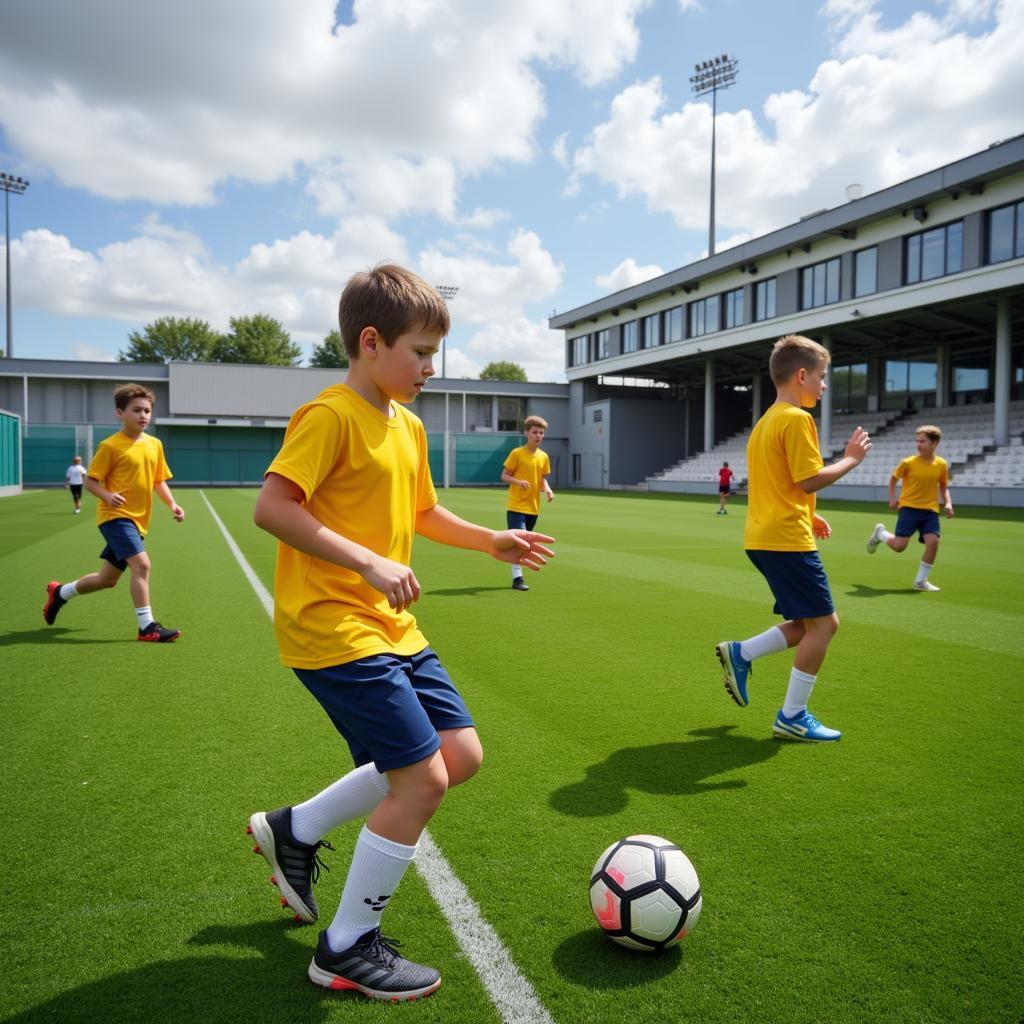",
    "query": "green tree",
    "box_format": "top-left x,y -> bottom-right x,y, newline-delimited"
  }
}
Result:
211,314 -> 302,366
118,316 -> 220,363
309,329 -> 349,369
480,360 -> 528,382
